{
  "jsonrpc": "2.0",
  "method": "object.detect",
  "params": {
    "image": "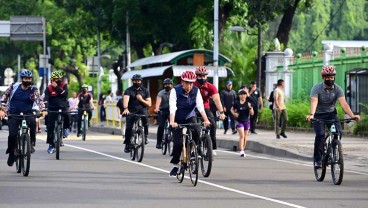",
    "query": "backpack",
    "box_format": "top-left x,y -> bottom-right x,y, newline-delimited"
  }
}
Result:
268,91 -> 274,110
